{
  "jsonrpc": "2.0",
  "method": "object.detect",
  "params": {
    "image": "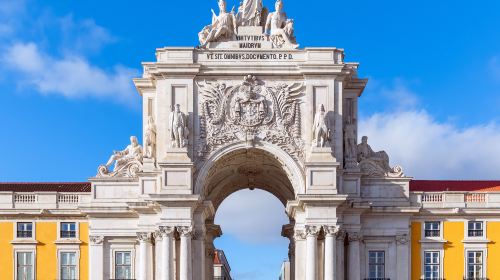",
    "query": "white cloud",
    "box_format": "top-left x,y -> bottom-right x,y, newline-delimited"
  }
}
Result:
215,189 -> 289,244
58,15 -> 116,54
359,110 -> 500,180
3,42 -> 139,104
